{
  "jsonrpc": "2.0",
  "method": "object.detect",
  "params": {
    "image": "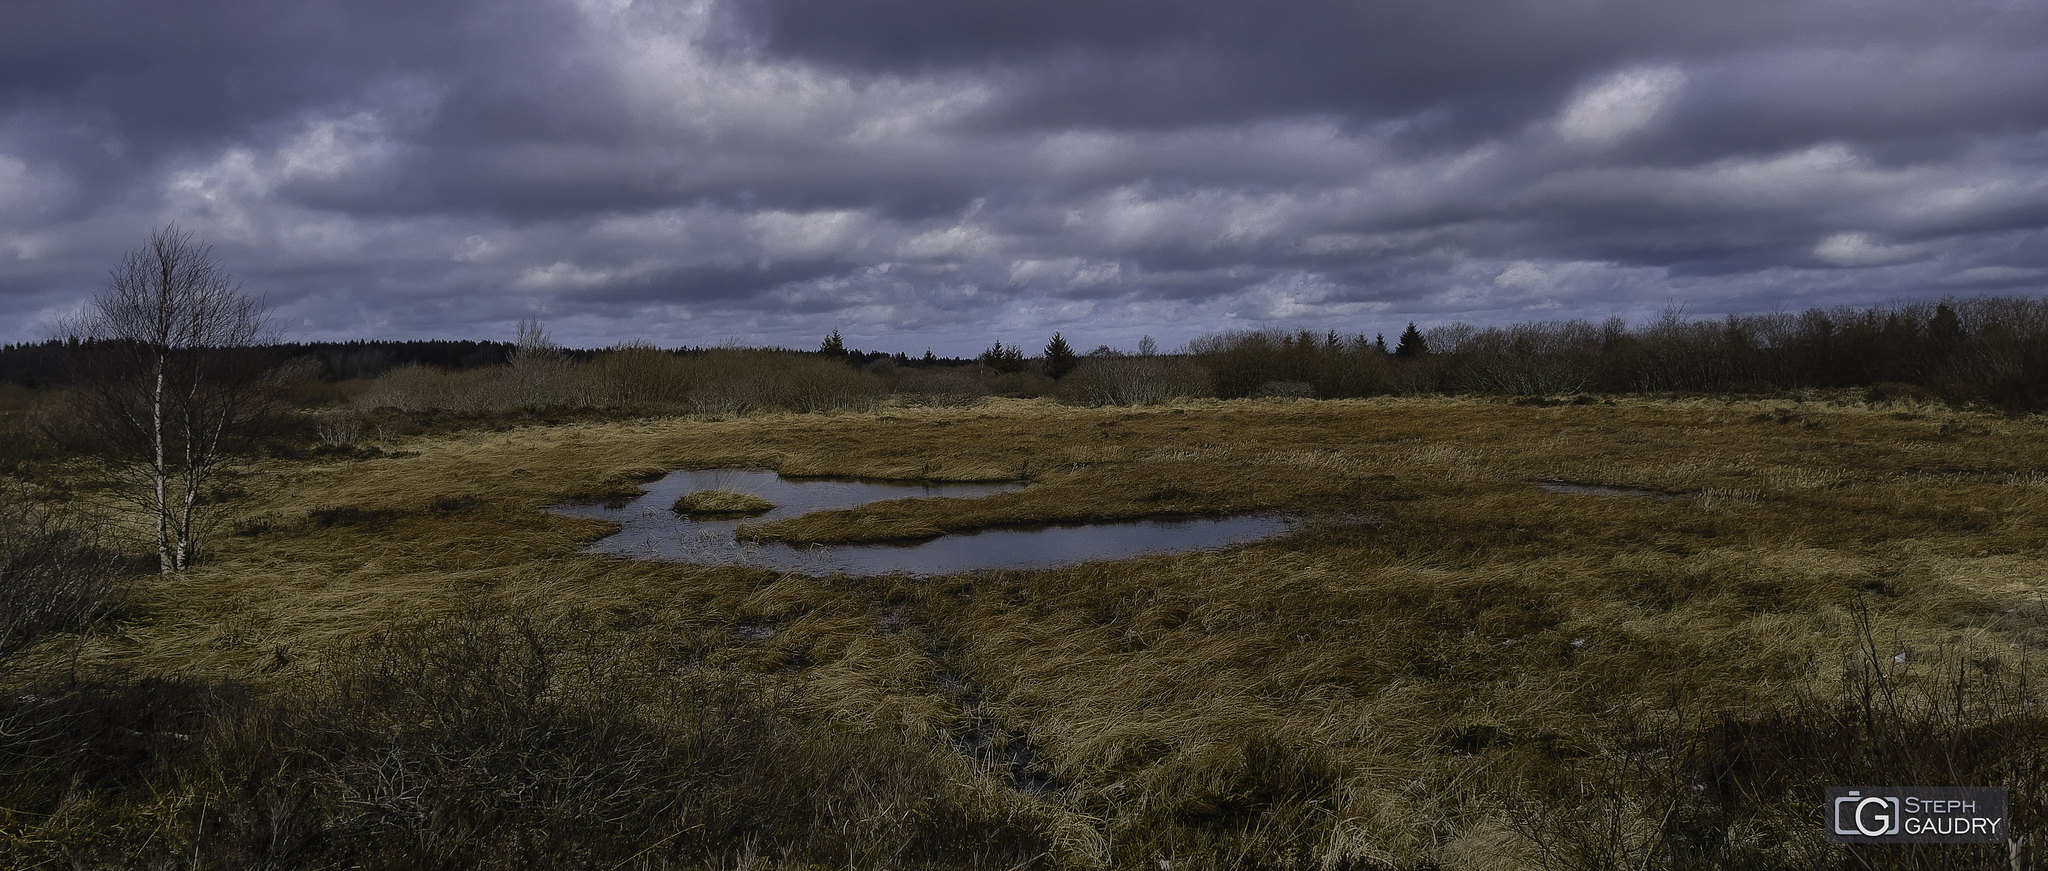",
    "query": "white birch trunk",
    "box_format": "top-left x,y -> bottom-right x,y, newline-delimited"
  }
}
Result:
153,355 -> 172,574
